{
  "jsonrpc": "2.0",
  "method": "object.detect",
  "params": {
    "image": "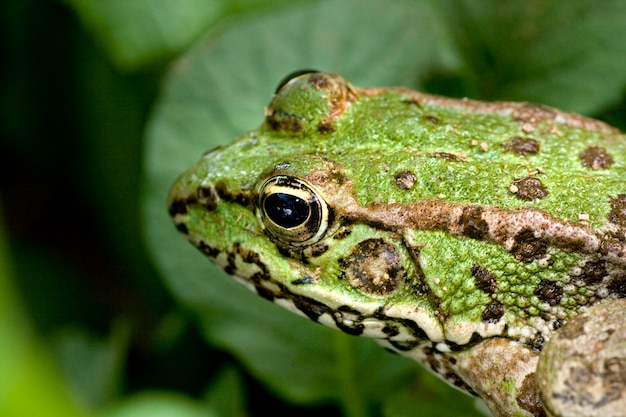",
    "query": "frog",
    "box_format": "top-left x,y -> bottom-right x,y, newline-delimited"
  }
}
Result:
168,71 -> 626,417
